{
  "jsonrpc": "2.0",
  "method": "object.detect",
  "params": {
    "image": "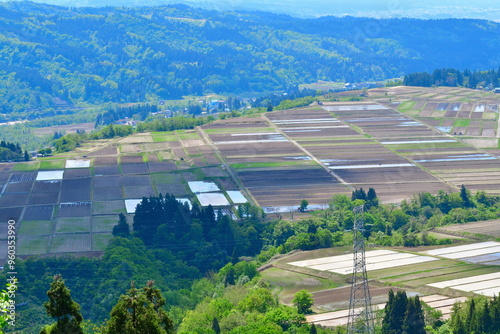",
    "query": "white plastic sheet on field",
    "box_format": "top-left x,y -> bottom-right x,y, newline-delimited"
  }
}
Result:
36,170 -> 64,181
65,160 -> 91,168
